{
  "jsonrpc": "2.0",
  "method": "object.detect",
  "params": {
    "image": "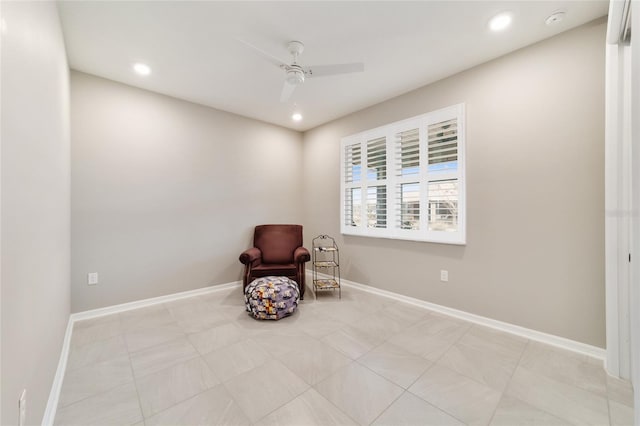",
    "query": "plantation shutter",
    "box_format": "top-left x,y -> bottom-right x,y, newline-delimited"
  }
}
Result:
394,127 -> 420,230
343,142 -> 362,228
344,143 -> 361,184
427,118 -> 458,169
426,117 -> 460,232
365,136 -> 387,229
367,136 -> 386,180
